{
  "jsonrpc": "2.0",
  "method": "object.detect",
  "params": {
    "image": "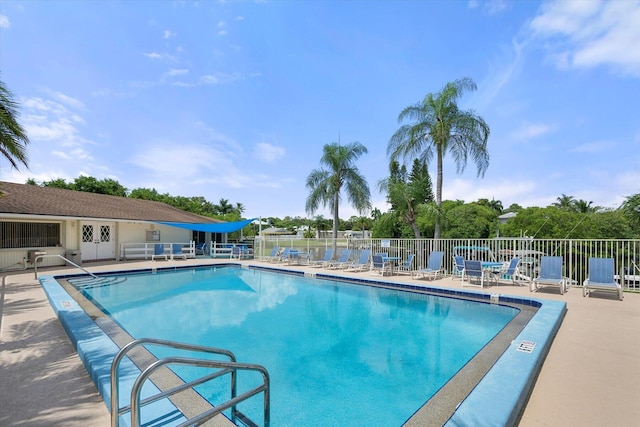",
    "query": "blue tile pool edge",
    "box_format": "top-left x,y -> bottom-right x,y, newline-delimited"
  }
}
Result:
39,275 -> 187,427
445,296 -> 566,427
